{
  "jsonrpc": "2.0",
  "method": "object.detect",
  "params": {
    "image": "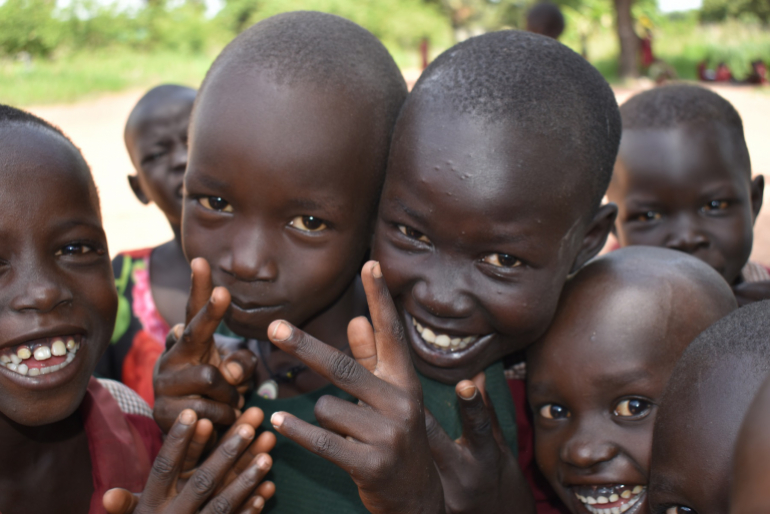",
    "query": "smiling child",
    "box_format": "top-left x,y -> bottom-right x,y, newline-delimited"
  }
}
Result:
527,247 -> 736,514
97,85 -> 196,404
648,300 -> 770,514
0,104 -> 276,514
608,84 -> 768,305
